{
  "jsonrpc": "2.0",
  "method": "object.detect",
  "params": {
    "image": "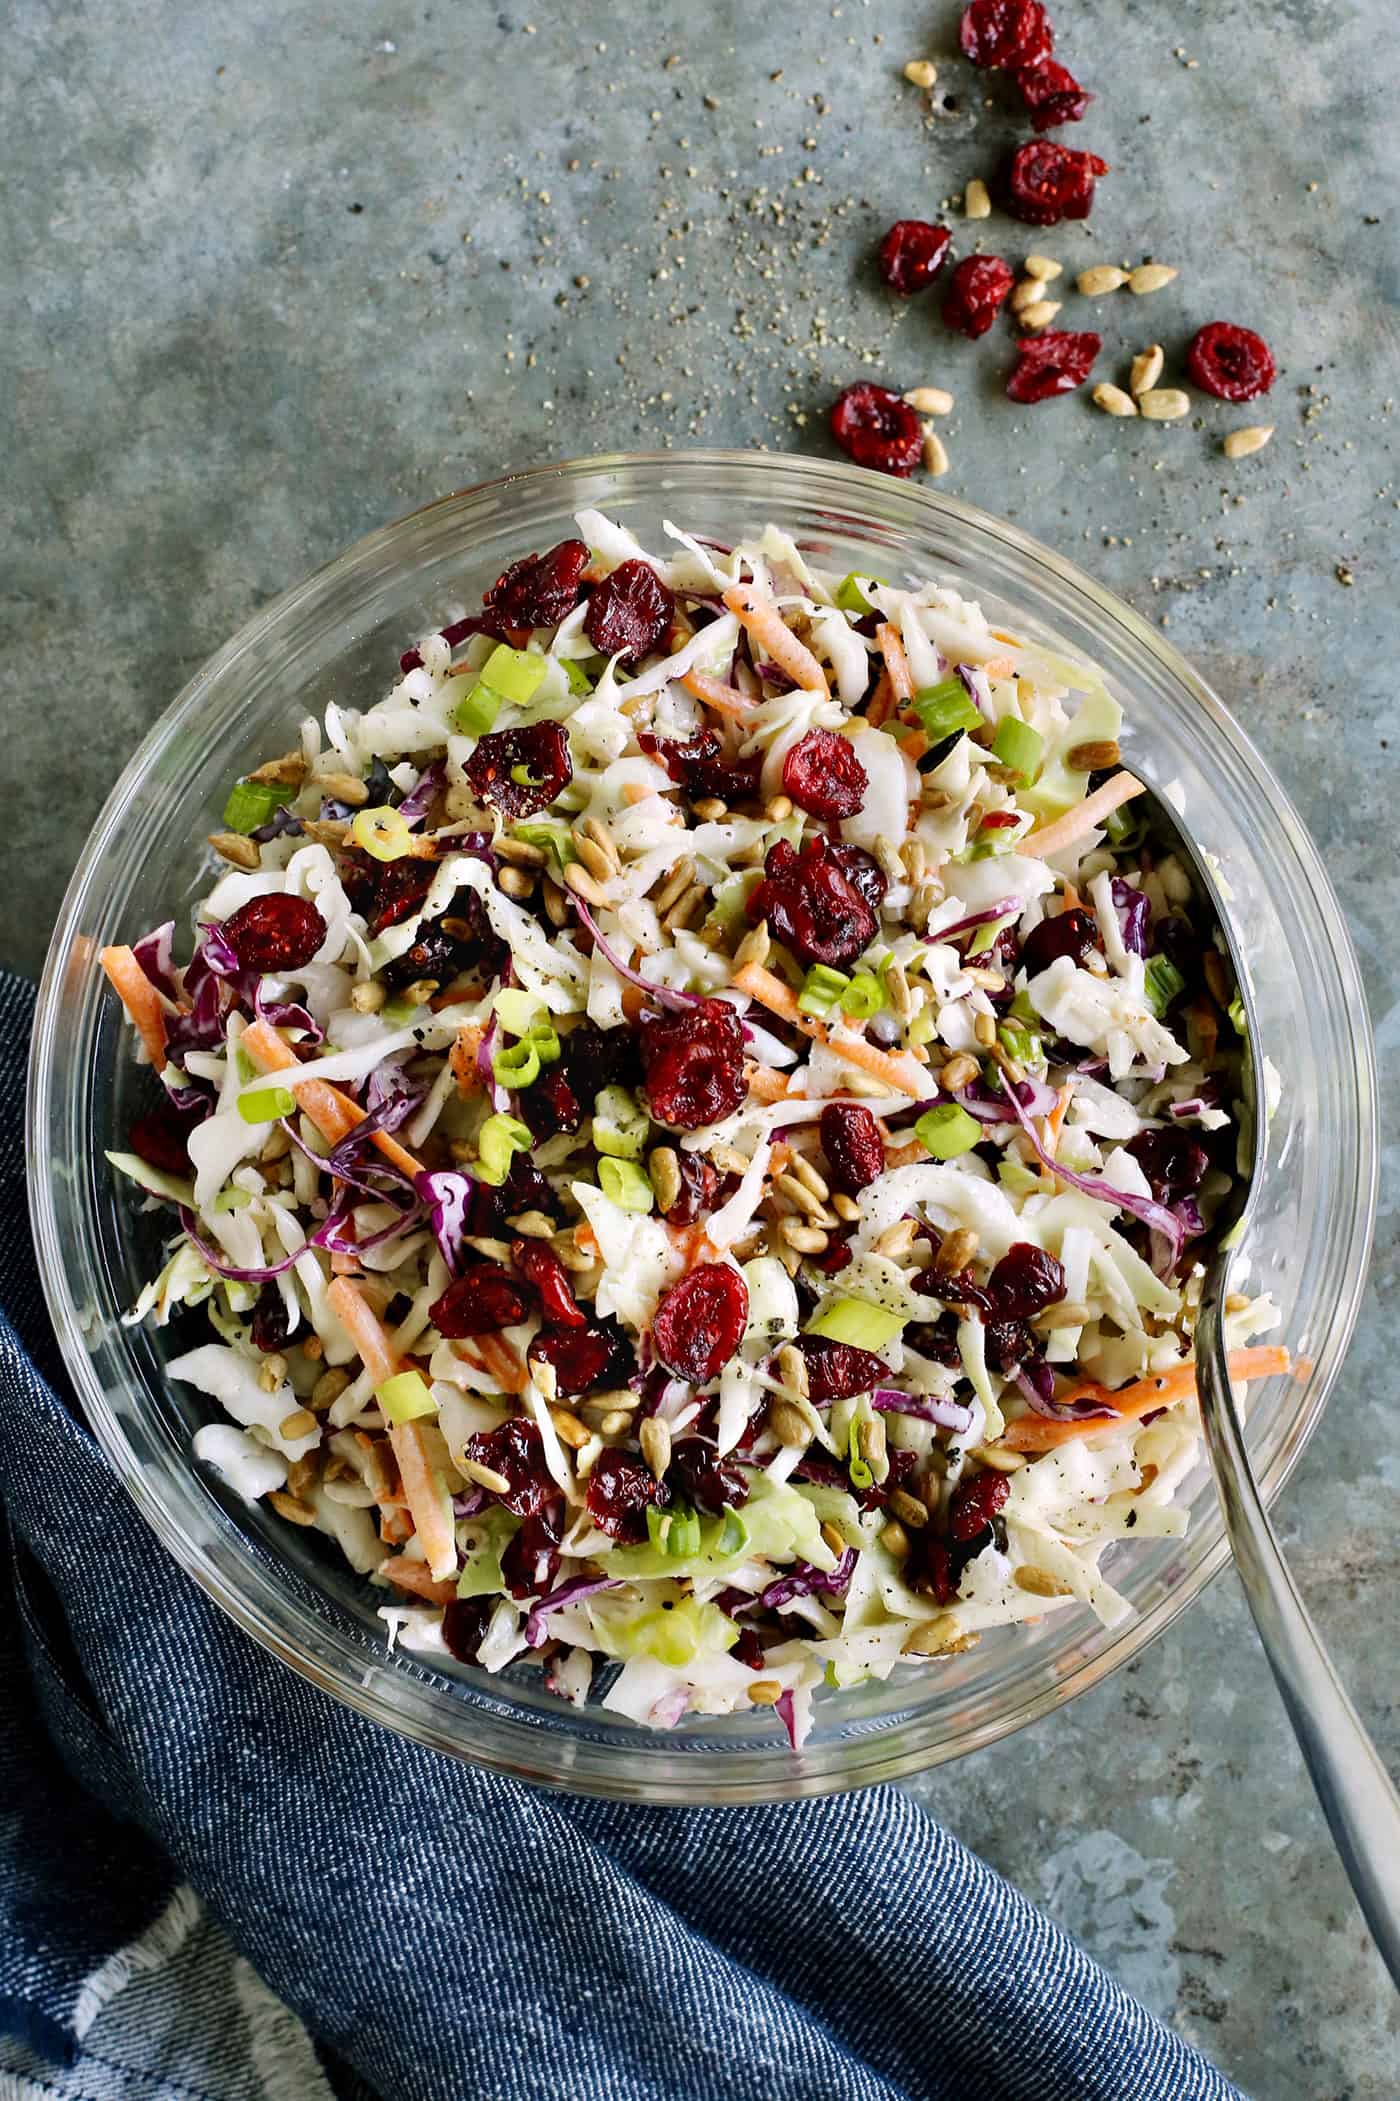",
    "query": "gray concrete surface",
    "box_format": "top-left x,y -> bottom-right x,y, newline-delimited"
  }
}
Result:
3,0 -> 1397,2092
